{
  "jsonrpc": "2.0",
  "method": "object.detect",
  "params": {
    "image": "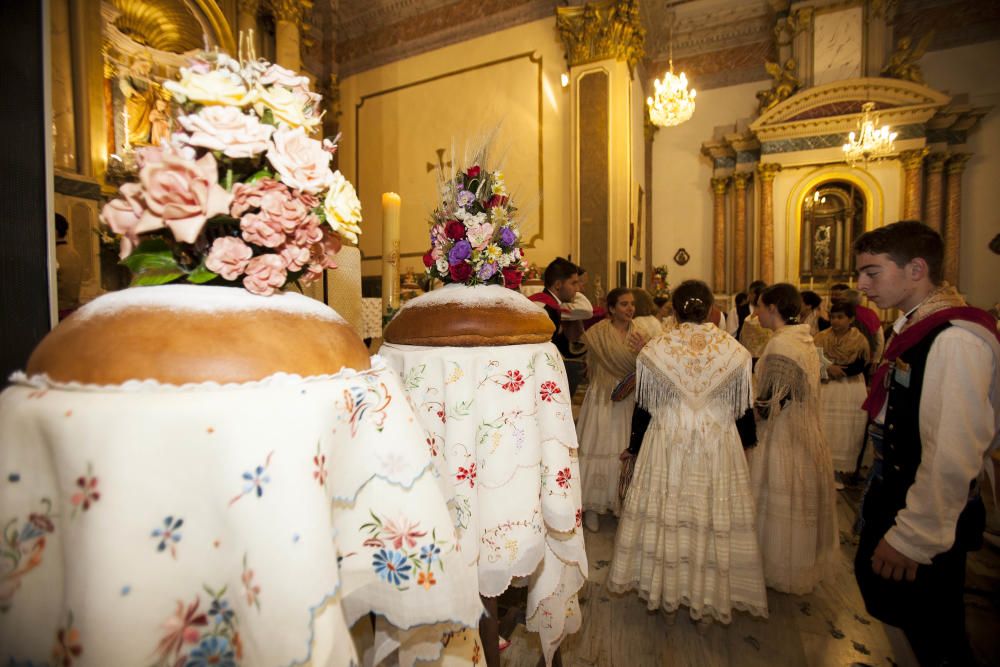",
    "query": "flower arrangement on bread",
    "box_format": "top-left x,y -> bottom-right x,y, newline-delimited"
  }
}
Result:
421,148 -> 525,290
99,50 -> 362,296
